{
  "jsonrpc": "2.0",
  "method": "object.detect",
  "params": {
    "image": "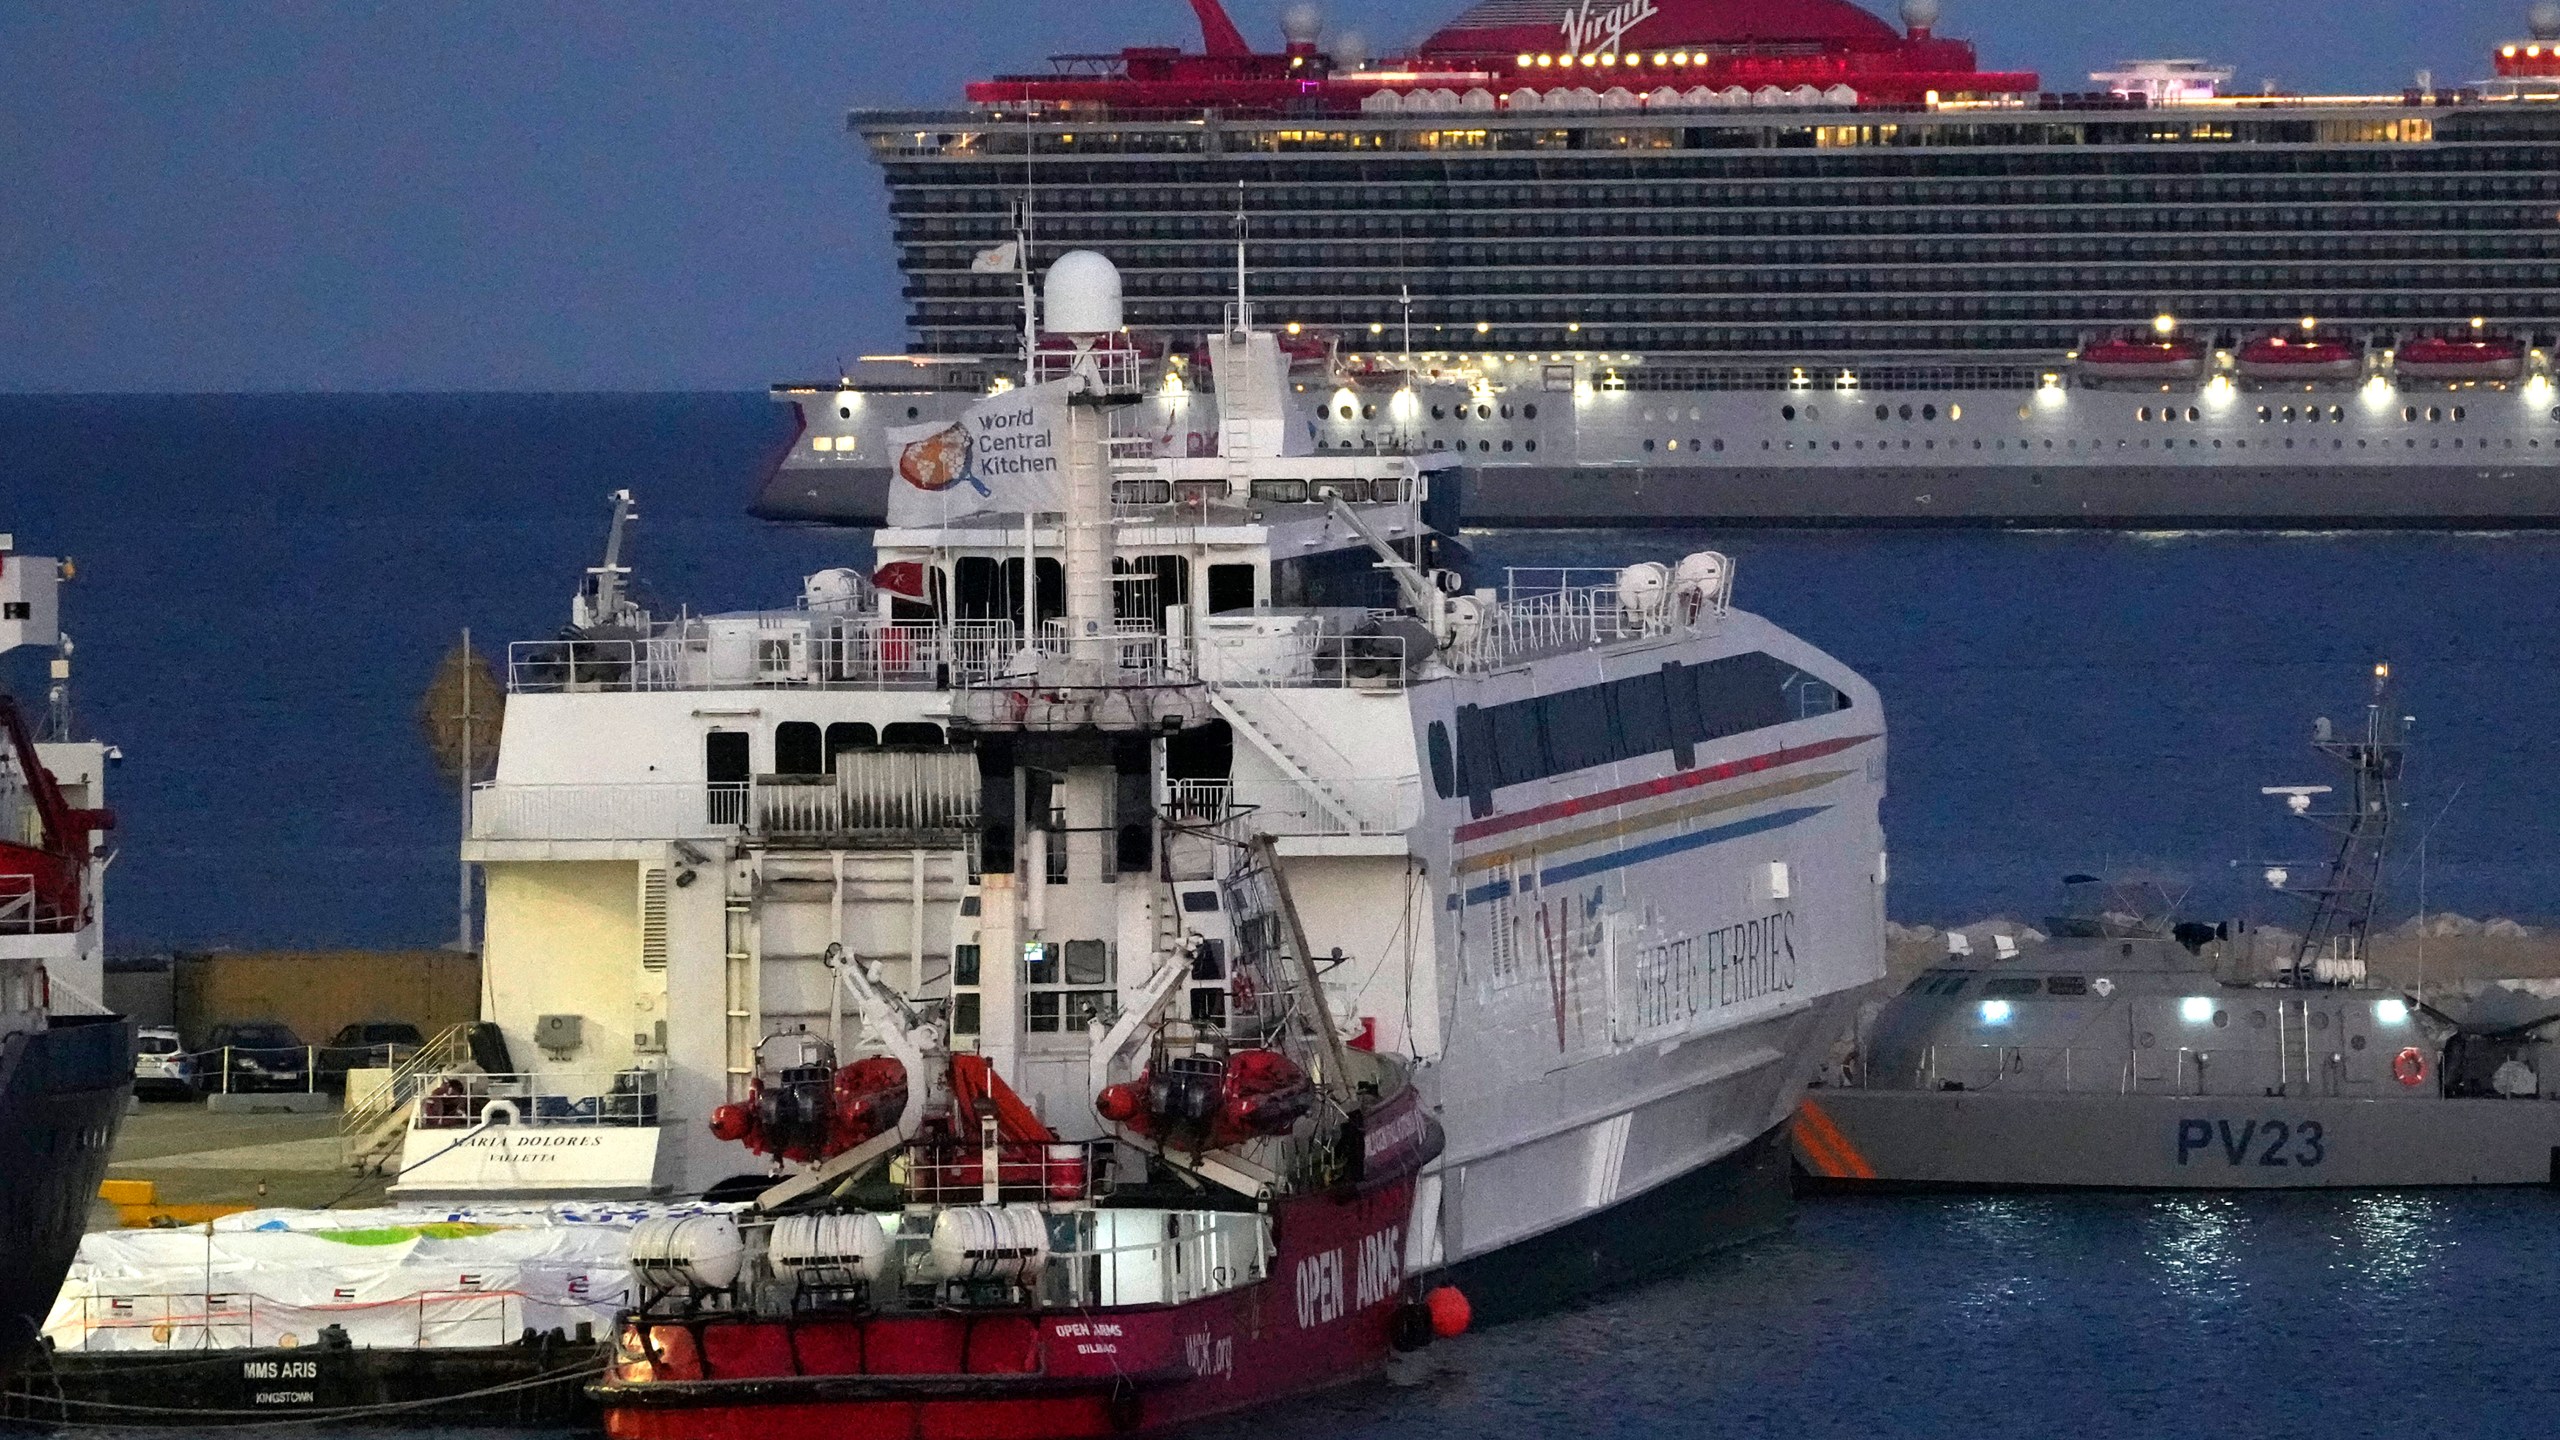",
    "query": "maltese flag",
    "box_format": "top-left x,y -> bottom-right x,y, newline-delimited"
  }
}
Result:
871,562 -> 931,600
